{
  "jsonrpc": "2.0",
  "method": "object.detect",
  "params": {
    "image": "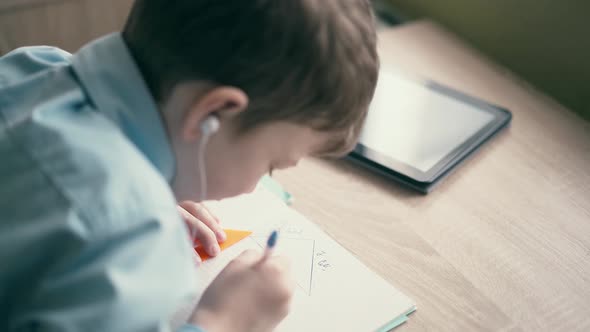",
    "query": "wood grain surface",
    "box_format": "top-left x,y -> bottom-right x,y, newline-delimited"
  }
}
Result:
274,21 -> 590,332
1,4 -> 588,330
0,0 -> 133,54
